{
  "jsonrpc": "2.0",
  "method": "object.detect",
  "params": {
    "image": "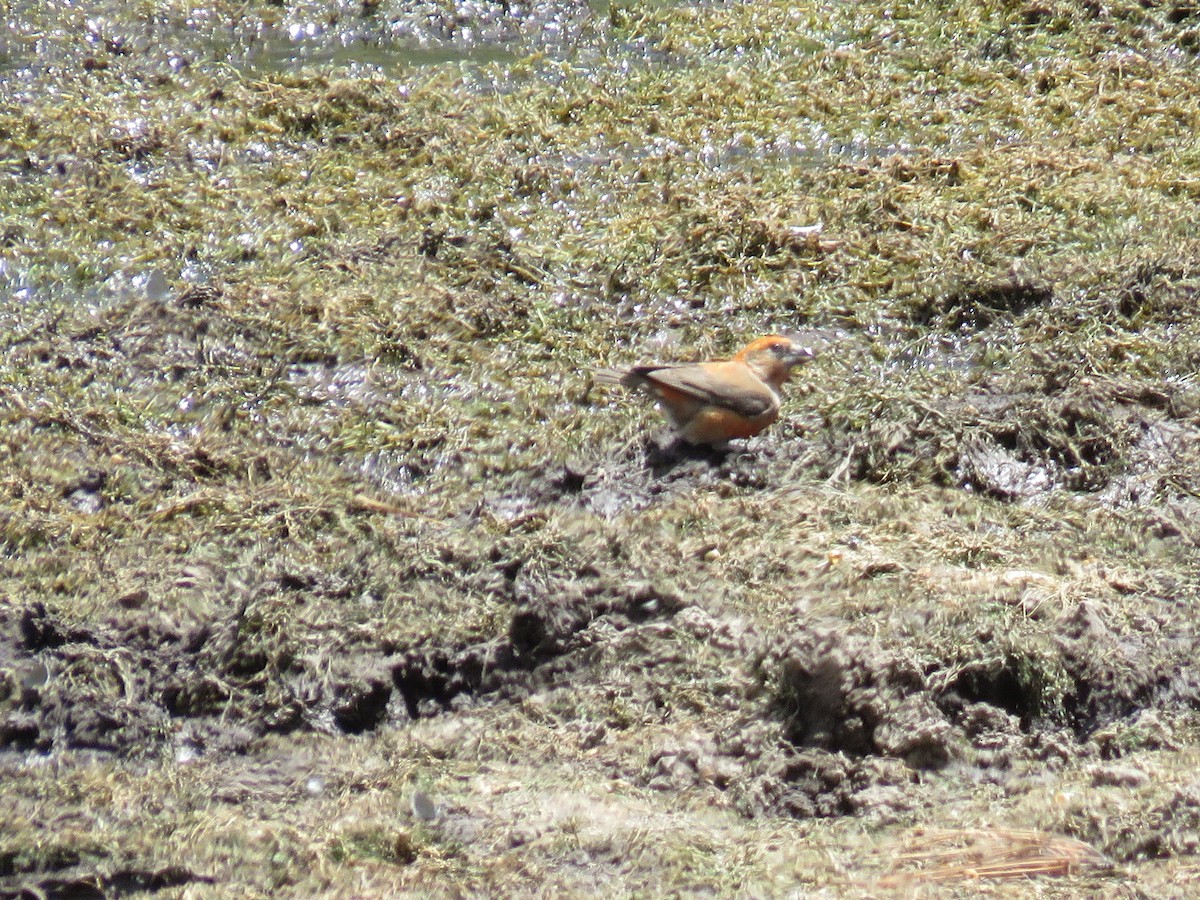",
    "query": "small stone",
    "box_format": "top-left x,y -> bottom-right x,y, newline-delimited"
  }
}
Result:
411,790 -> 438,821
